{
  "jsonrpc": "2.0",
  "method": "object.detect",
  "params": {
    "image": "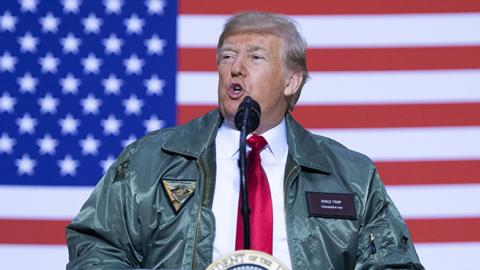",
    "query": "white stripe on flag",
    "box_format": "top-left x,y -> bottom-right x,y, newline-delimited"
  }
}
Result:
1,241 -> 480,269
415,242 -> 480,270
2,184 -> 480,219
177,70 -> 480,104
0,186 -> 92,219
0,244 -> 68,270
387,184 -> 480,218
179,14 -> 480,47
312,126 -> 480,161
